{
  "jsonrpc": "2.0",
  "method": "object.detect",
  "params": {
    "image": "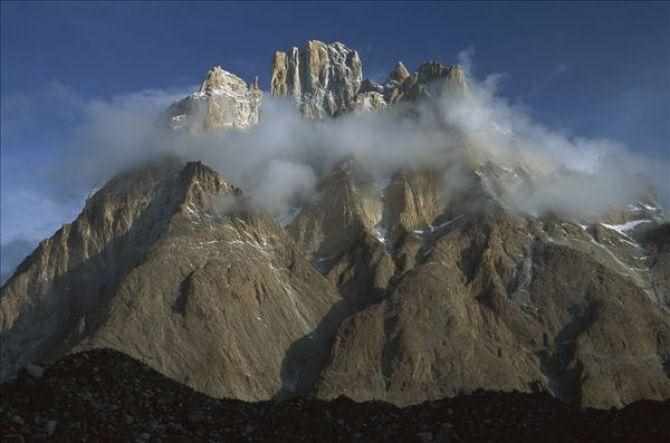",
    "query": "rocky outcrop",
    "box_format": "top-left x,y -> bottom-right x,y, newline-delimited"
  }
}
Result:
353,89 -> 387,113
166,66 -> 261,131
271,41 -> 363,118
384,61 -> 468,104
389,62 -> 411,84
